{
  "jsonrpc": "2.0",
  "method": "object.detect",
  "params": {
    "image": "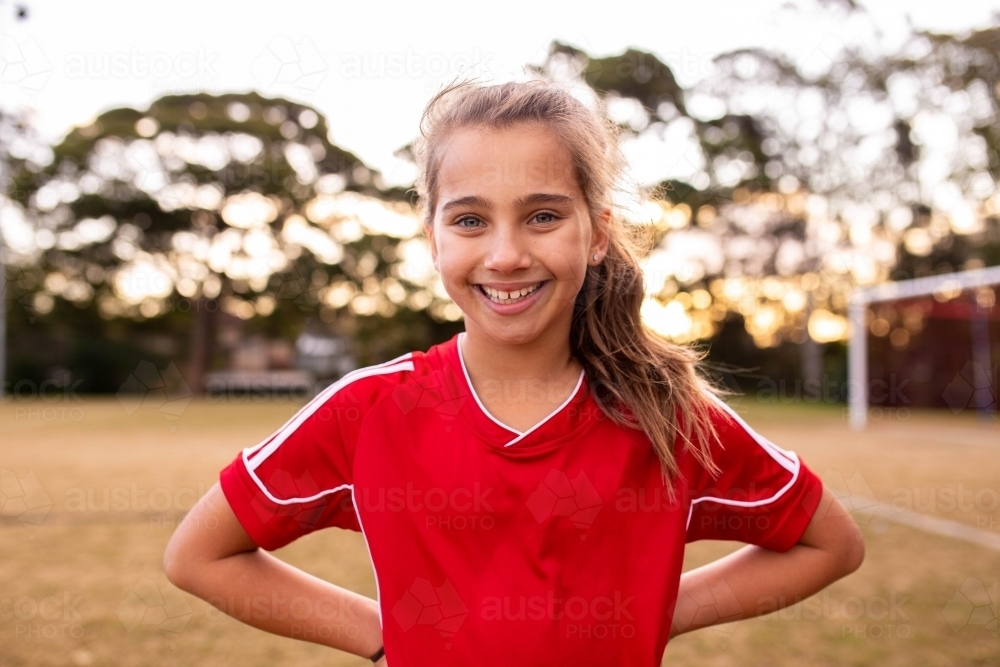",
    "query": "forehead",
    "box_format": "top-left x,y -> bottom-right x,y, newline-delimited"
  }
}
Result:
435,122 -> 581,199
